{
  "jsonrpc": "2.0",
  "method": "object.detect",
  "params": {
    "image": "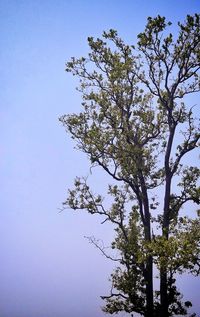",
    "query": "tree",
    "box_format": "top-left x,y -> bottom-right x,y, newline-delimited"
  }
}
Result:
59,14 -> 200,317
